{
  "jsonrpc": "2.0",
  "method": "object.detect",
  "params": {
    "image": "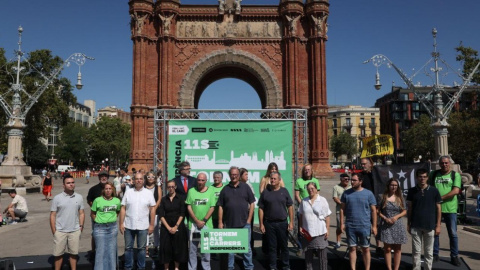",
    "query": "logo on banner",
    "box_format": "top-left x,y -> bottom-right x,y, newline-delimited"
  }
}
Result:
169,125 -> 189,135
